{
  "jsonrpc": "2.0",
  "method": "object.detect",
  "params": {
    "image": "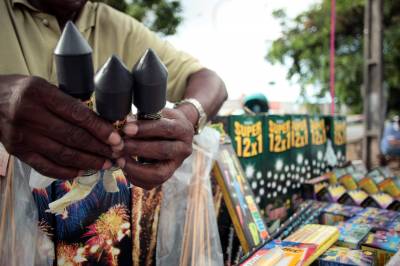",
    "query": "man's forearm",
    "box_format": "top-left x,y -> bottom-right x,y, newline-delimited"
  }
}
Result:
176,68 -> 228,126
